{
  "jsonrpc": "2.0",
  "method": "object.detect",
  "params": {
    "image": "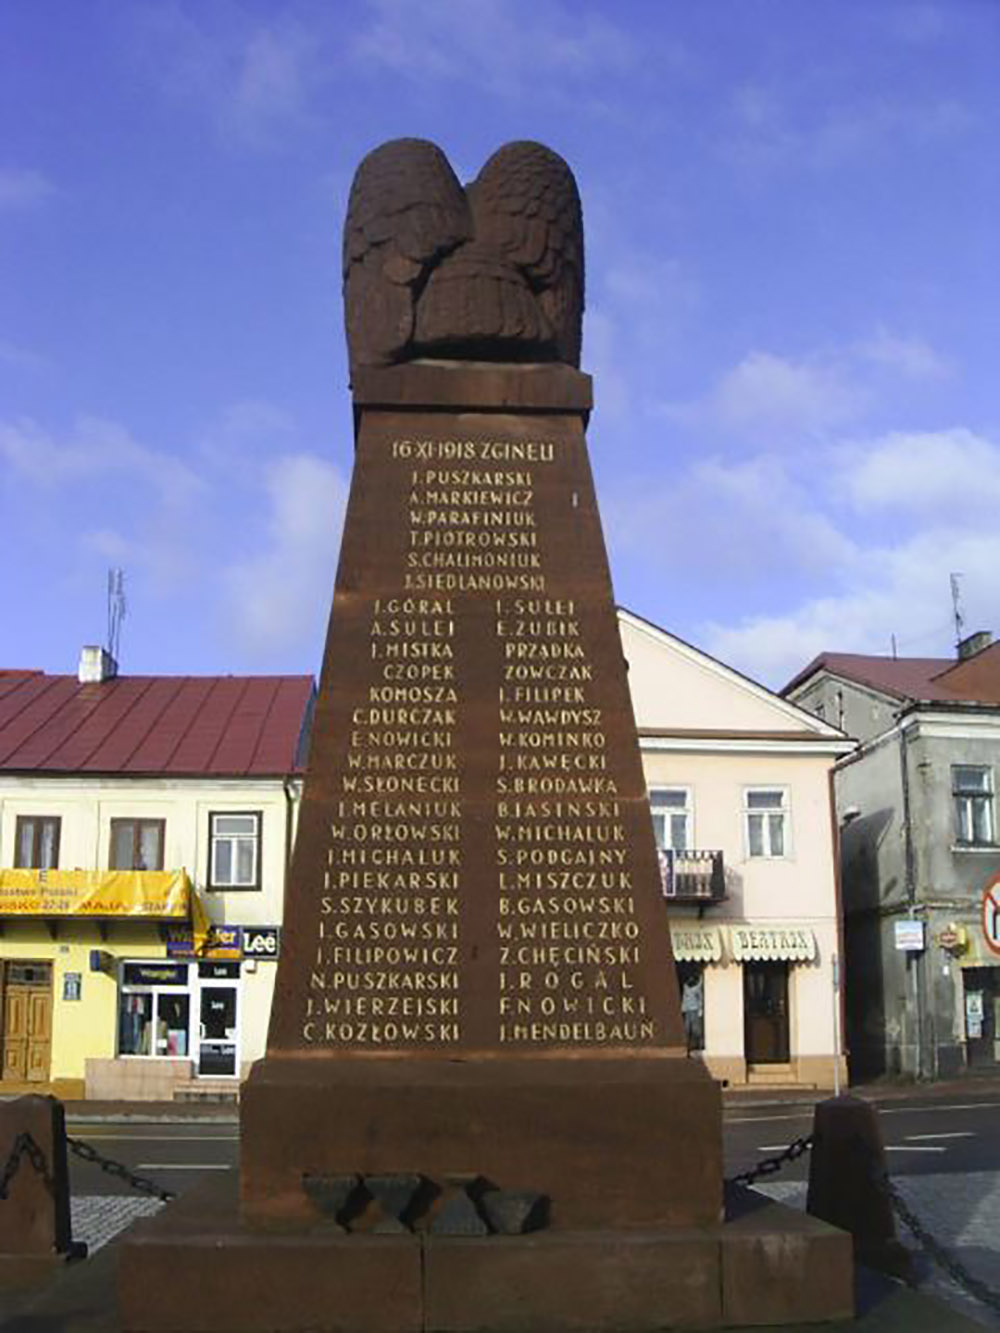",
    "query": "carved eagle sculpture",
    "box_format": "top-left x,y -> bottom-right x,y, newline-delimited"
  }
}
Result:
343,138 -> 584,376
